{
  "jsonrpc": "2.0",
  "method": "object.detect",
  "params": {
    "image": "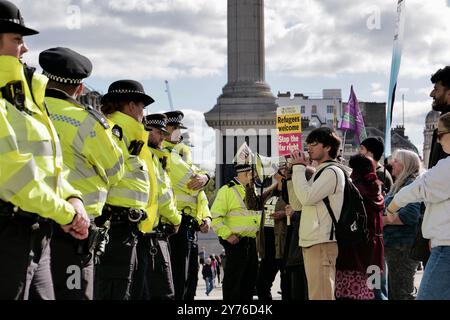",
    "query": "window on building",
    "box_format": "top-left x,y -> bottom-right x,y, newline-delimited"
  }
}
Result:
301,105 -> 306,114
311,105 -> 317,114
327,105 -> 334,113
